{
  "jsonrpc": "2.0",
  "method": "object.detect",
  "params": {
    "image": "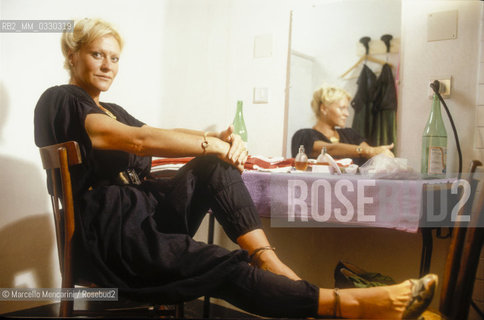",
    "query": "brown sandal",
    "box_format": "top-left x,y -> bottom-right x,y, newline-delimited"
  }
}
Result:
402,274 -> 438,319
